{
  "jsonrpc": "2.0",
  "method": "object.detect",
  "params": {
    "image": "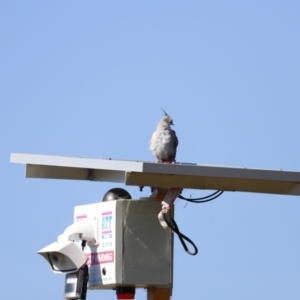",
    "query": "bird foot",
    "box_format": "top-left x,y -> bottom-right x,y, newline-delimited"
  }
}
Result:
158,159 -> 176,164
